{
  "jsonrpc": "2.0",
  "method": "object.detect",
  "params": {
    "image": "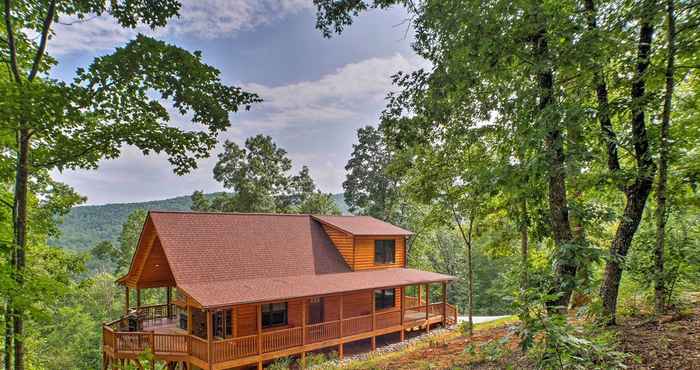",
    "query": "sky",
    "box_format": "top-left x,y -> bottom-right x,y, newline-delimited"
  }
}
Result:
49,0 -> 425,205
